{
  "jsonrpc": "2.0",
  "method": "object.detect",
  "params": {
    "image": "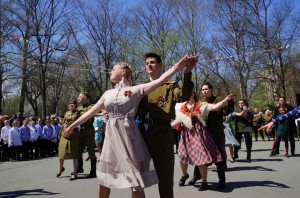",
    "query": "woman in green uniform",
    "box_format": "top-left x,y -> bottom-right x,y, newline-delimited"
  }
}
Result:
57,99 -> 80,180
